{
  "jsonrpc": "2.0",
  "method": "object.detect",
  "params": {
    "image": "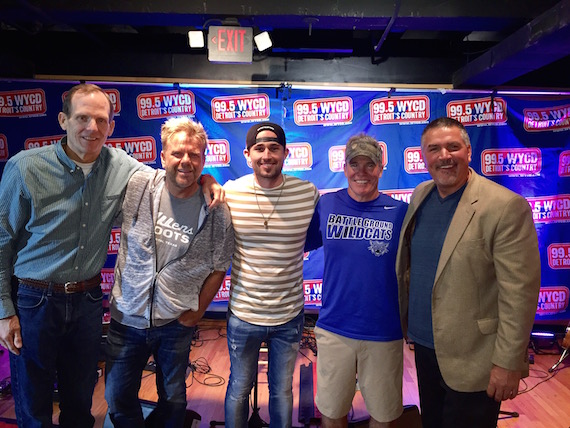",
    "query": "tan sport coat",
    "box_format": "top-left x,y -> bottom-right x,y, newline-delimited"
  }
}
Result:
396,169 -> 541,392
